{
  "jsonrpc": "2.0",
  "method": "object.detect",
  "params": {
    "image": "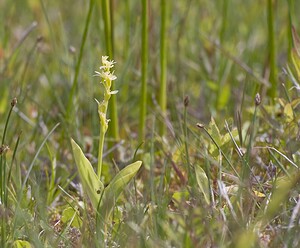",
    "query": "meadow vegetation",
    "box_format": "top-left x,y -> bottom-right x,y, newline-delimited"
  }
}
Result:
1,0 -> 300,247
